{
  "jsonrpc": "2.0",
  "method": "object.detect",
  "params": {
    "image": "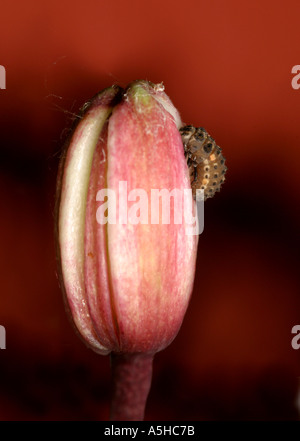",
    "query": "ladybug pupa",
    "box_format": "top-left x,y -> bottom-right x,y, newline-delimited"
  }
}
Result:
180,125 -> 227,201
